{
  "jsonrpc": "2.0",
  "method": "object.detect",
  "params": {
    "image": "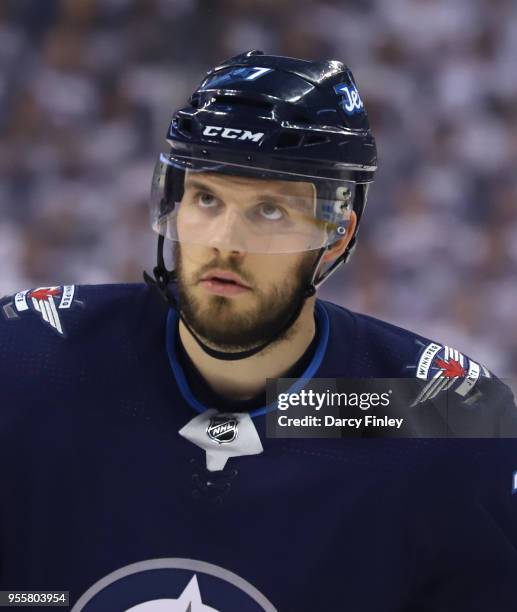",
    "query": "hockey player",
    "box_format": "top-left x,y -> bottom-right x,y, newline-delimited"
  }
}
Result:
1,51 -> 517,611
